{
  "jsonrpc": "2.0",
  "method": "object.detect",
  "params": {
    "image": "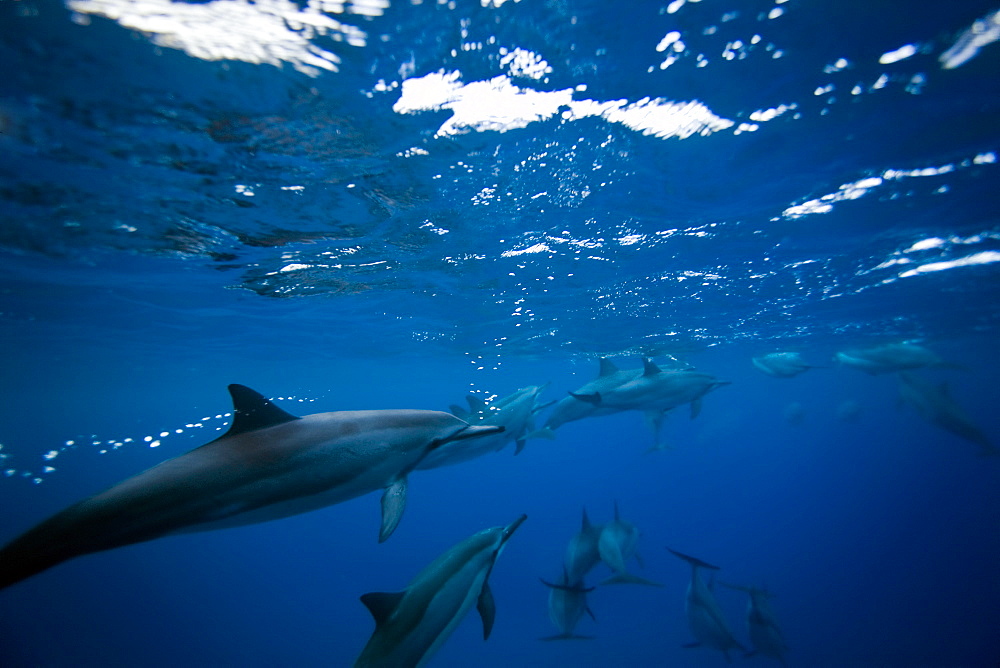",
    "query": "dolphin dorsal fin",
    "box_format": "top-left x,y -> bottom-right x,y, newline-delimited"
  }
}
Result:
221,384 -> 300,439
360,591 -> 405,629
598,358 -> 619,377
642,358 -> 662,376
